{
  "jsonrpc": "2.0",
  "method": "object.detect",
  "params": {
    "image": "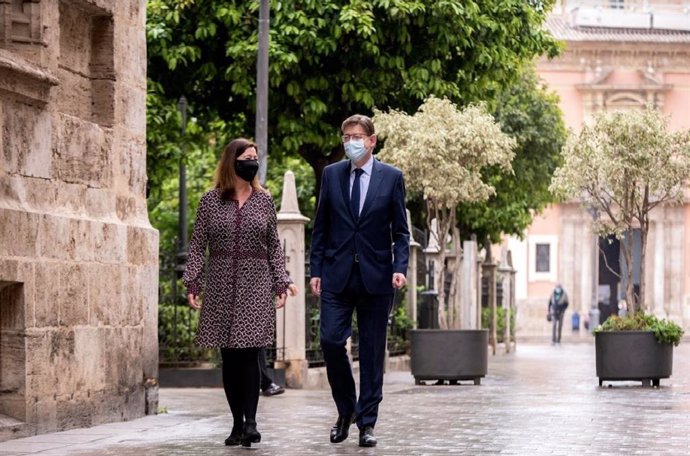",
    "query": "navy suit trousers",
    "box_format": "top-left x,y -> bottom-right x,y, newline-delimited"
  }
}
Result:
320,263 -> 392,429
